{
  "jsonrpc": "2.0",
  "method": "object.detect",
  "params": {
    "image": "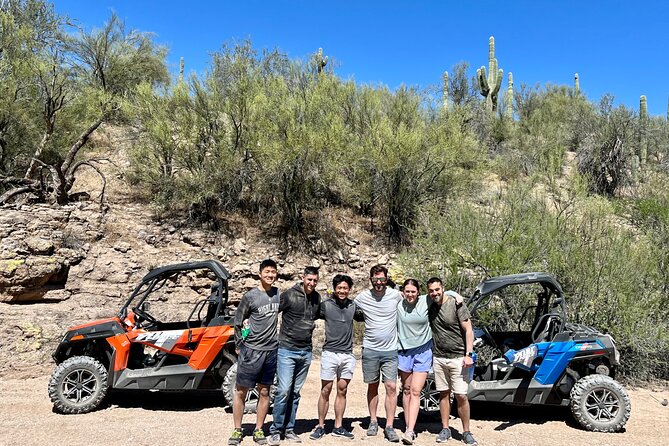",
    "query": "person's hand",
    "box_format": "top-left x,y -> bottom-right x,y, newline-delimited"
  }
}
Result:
235,348 -> 240,355
463,355 -> 474,368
